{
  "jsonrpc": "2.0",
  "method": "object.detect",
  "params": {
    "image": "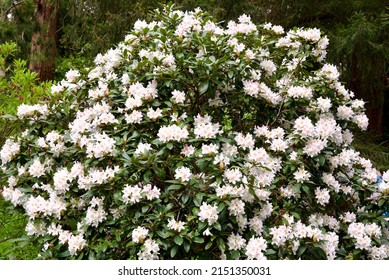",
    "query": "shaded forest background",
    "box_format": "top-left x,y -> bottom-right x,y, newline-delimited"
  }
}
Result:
0,0 -> 389,150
